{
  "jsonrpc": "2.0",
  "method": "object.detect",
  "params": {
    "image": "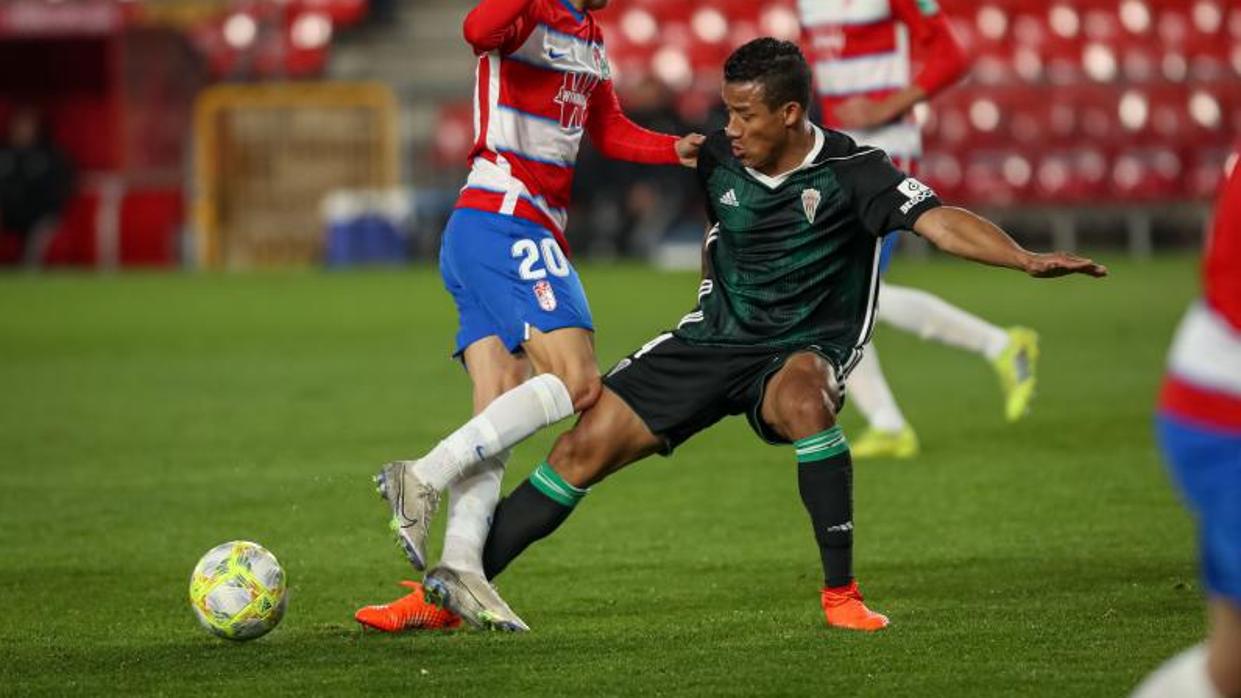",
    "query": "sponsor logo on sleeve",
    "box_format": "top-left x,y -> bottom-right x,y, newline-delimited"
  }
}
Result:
897,177 -> 935,214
